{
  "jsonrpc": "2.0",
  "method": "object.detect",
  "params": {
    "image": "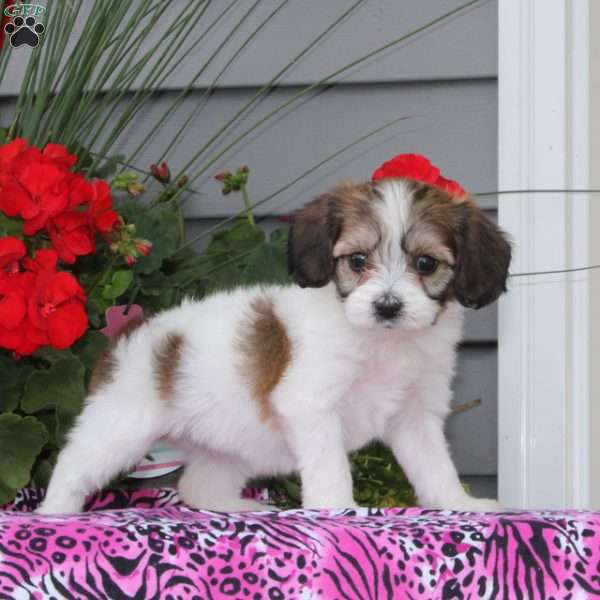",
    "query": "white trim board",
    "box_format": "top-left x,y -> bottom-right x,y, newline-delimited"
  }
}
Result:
497,0 -> 597,509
